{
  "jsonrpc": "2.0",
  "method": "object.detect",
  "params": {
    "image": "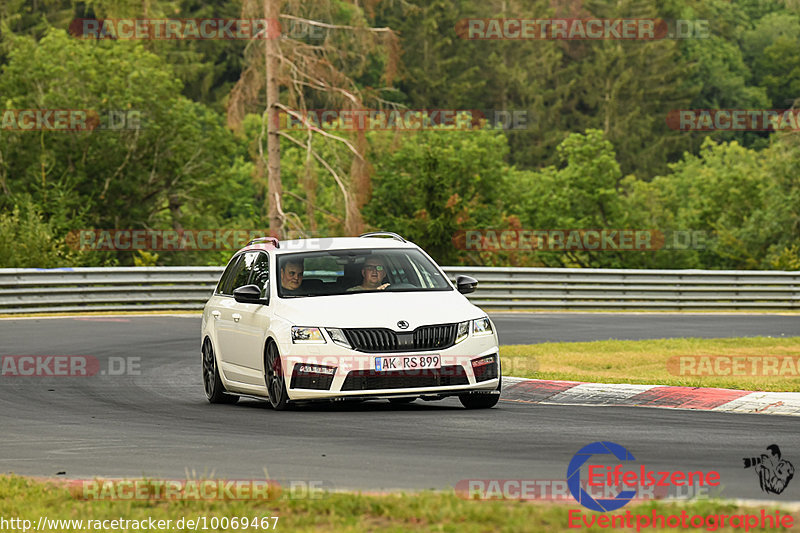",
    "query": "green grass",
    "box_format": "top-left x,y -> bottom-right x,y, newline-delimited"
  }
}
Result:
501,336 -> 800,391
1,475 -> 797,532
